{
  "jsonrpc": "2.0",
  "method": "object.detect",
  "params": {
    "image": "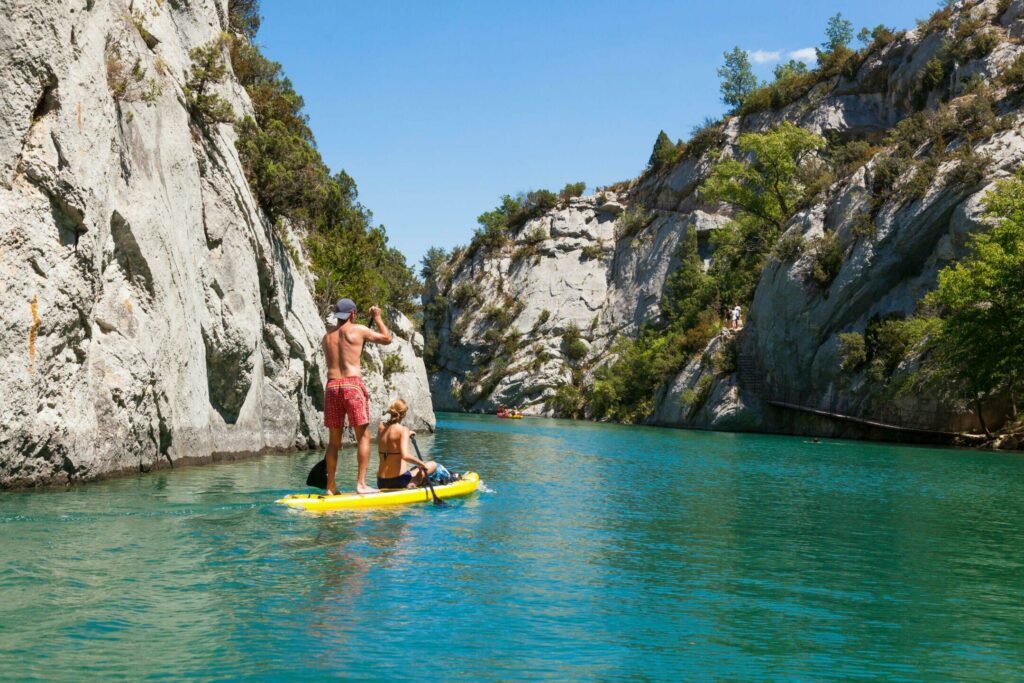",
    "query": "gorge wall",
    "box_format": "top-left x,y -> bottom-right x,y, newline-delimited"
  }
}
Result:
0,0 -> 433,488
425,0 -> 1024,440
